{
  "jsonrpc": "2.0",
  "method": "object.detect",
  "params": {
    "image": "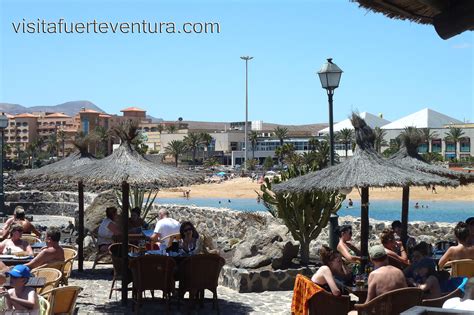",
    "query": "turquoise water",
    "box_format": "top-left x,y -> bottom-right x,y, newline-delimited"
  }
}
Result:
156,197 -> 473,223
